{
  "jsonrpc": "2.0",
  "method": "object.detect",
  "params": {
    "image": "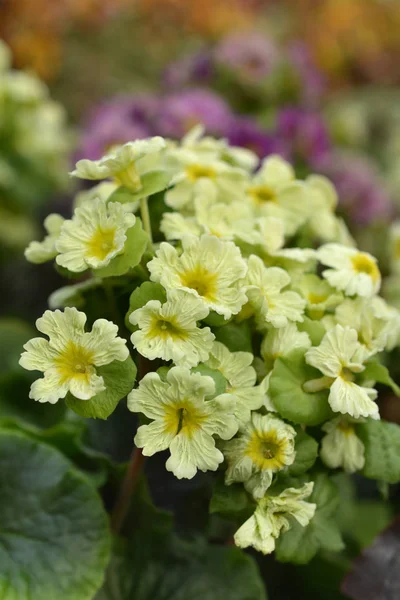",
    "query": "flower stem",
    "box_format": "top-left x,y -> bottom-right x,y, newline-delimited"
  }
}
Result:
303,376 -> 334,393
110,355 -> 153,533
140,196 -> 152,243
111,447 -> 145,534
